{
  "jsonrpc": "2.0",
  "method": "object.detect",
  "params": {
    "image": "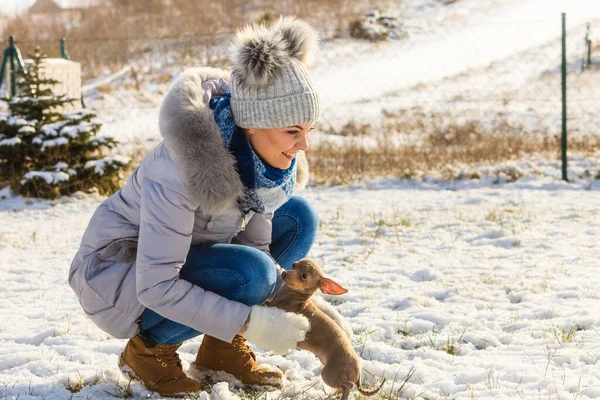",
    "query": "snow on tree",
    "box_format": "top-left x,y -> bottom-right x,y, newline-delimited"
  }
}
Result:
0,47 -> 129,198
